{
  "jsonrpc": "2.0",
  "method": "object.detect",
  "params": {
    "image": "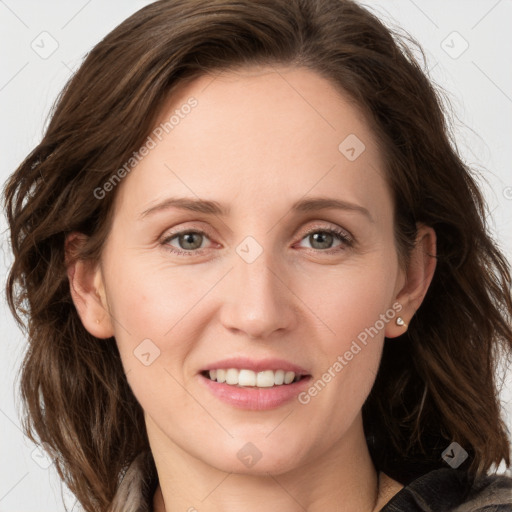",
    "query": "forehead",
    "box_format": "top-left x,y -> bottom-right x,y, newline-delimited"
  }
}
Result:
113,65 -> 390,221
